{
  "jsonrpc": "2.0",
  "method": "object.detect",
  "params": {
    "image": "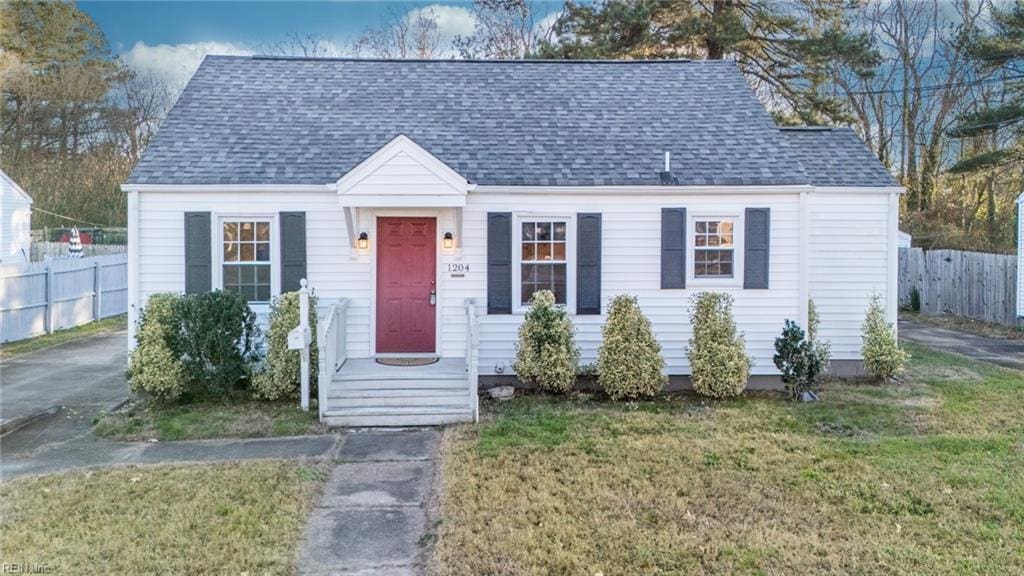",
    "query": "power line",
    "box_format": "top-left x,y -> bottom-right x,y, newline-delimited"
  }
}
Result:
32,206 -> 113,228
841,73 -> 1024,96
